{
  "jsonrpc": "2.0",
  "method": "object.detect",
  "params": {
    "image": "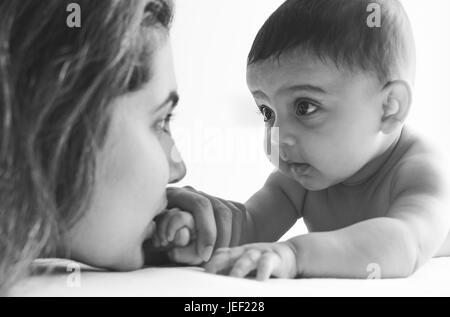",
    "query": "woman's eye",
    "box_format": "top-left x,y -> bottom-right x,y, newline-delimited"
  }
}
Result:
259,106 -> 274,122
155,113 -> 173,134
294,100 -> 319,117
